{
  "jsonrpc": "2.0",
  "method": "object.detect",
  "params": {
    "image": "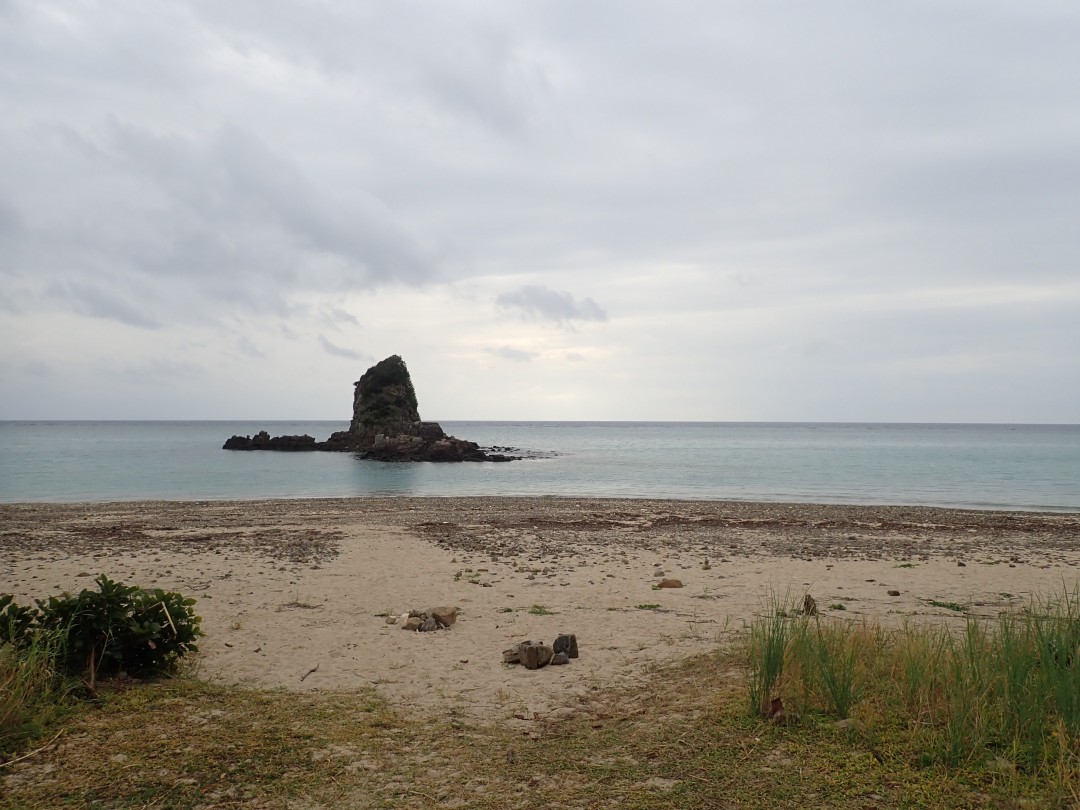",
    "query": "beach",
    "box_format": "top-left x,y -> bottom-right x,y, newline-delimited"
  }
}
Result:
2,497 -> 1078,720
